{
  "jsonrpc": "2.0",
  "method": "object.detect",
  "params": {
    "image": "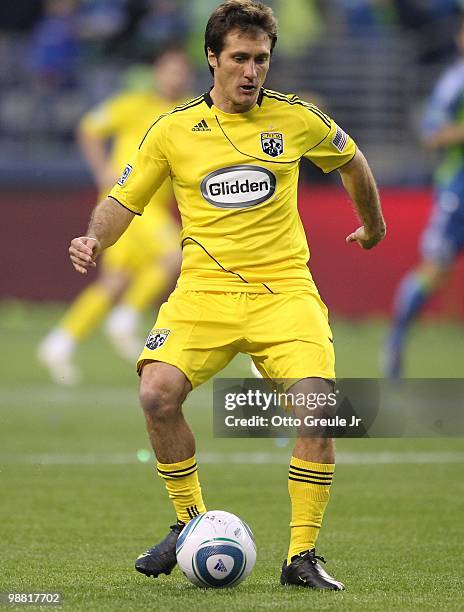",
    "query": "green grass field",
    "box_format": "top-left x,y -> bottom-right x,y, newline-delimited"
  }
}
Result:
1,302 -> 463,611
